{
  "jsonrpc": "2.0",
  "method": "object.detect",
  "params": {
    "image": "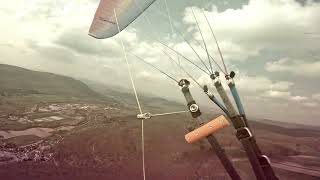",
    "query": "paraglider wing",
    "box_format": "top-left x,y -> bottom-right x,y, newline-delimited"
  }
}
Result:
89,0 -> 156,39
